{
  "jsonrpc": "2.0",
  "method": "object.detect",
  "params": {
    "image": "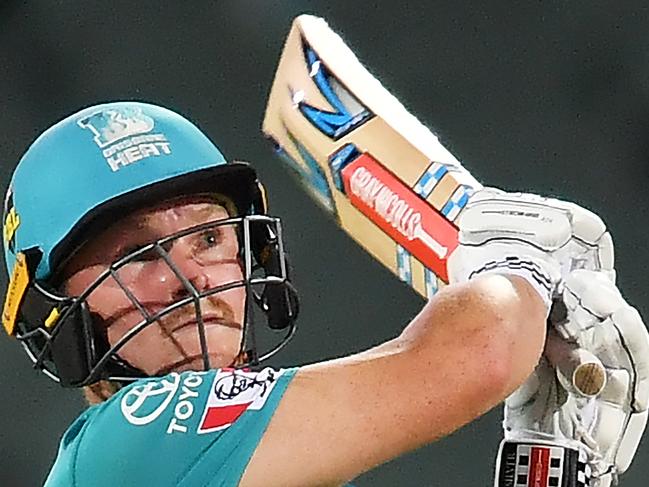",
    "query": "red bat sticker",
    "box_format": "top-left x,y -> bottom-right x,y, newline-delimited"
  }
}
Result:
341,153 -> 459,282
